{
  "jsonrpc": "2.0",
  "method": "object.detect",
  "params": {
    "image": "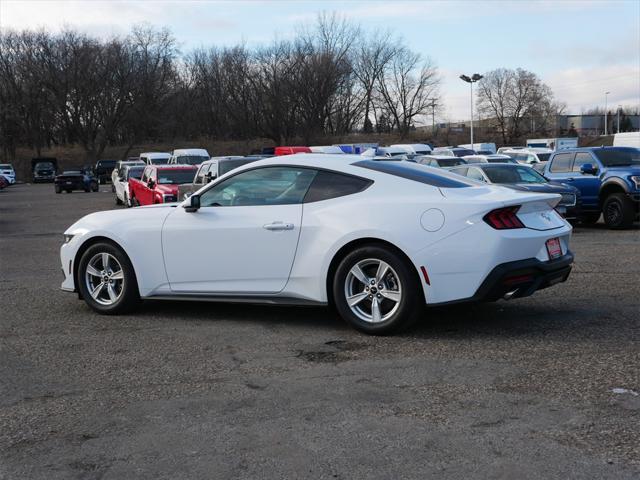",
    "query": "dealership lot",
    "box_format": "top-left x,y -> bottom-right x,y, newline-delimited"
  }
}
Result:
1,184 -> 639,479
